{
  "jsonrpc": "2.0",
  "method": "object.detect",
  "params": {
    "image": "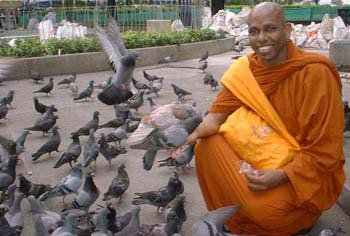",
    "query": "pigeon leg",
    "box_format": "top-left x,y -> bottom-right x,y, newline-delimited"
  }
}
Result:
156,92 -> 159,97
117,196 -> 123,204
62,196 -> 67,206
48,152 -> 51,158
155,207 -> 161,215
69,162 -> 73,169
